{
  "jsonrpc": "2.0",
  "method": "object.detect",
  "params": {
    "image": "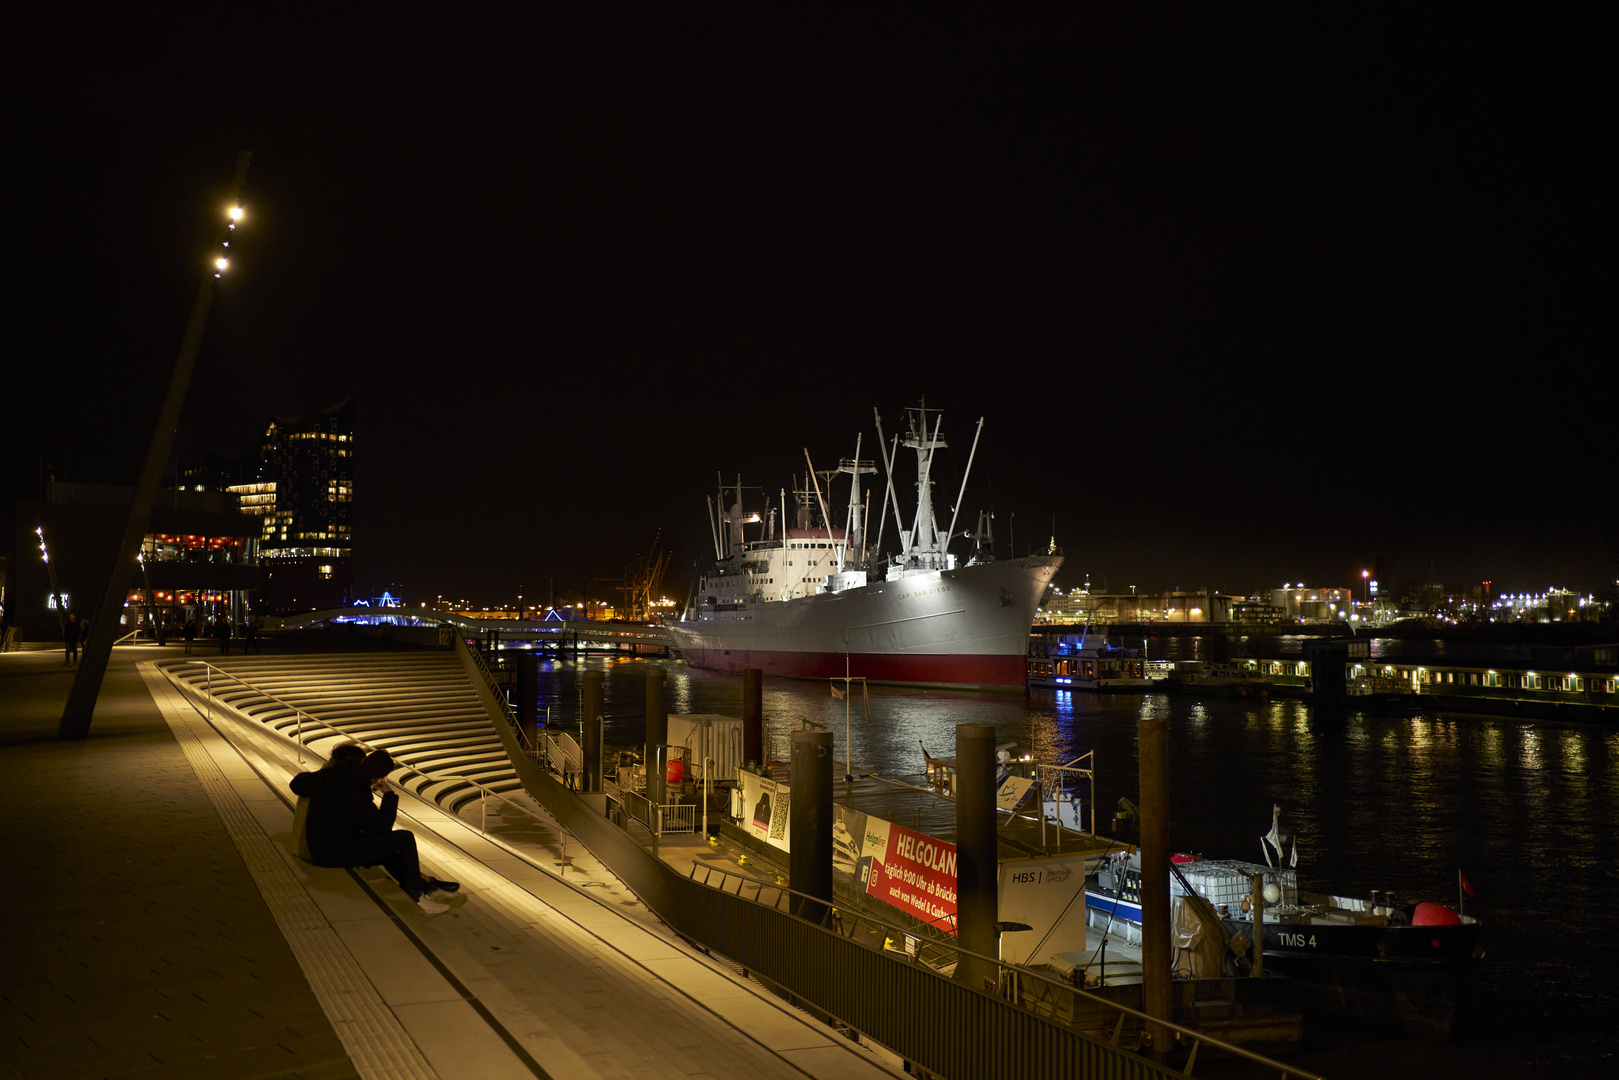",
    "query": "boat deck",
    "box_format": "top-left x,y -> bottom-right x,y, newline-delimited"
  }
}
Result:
830,762 -> 1118,862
